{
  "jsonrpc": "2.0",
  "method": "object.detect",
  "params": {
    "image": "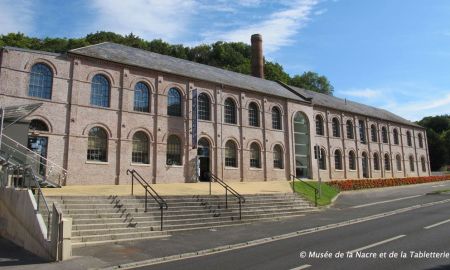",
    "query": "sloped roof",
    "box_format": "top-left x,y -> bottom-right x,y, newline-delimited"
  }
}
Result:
69,42 -> 307,103
68,42 -> 420,128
